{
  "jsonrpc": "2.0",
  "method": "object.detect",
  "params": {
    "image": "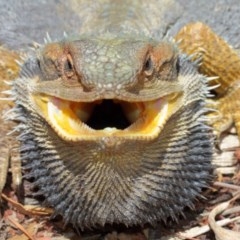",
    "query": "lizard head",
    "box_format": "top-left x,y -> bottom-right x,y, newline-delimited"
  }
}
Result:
27,38 -> 183,143
14,37 -> 212,228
